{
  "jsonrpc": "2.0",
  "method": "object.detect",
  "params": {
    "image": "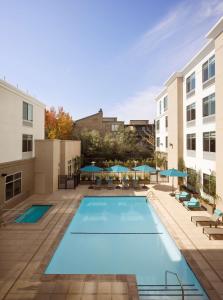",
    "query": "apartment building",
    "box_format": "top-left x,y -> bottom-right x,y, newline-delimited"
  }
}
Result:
0,79 -> 45,205
0,80 -> 81,207
74,109 -> 125,134
155,17 -> 223,203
